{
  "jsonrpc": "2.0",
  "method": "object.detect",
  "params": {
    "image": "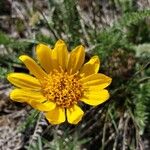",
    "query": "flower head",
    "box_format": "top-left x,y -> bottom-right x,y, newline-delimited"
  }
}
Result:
7,40 -> 112,124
